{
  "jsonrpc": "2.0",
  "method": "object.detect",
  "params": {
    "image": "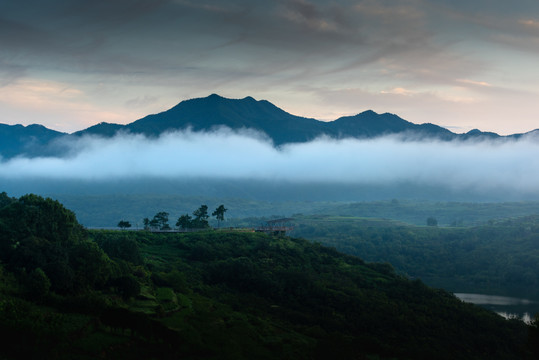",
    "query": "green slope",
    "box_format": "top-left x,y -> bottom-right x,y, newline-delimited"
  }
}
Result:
0,194 -> 534,359
293,214 -> 539,300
